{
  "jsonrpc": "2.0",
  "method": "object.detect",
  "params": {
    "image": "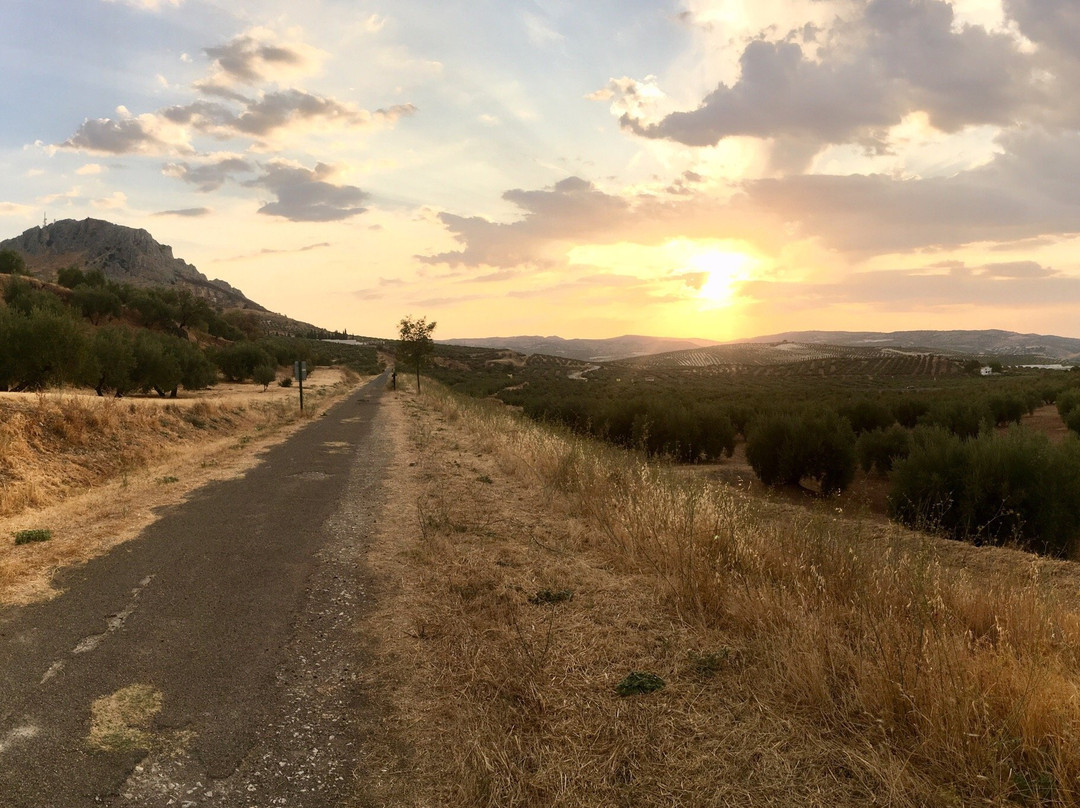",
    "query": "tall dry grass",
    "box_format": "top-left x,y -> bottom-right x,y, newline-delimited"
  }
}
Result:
0,394 -> 295,517
413,384 -> 1080,806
